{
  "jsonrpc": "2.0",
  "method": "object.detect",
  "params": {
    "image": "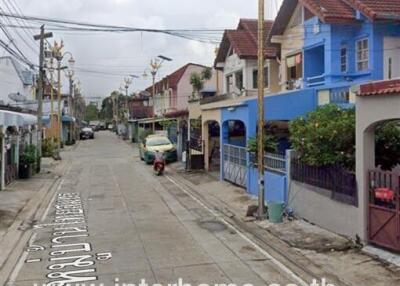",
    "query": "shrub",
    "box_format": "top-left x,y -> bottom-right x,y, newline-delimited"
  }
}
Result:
247,135 -> 277,154
290,104 -> 400,171
42,138 -> 57,158
20,145 -> 37,165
